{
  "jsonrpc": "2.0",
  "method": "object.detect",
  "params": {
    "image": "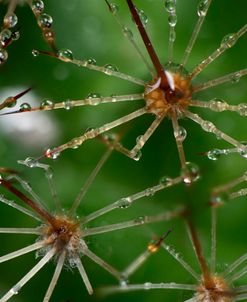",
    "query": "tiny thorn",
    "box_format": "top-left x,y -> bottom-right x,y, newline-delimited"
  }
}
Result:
36,49 -> 58,58
14,87 -> 32,100
148,228 -> 173,253
104,0 -> 112,12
